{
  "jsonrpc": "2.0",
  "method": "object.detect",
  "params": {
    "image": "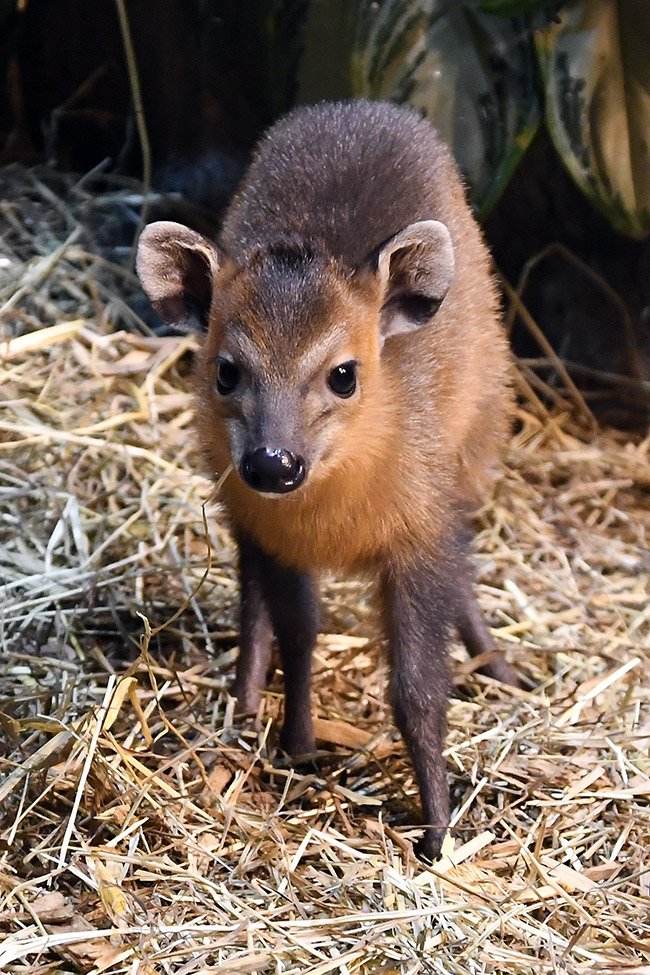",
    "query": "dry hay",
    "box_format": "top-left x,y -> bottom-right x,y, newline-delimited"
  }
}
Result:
0,170 -> 649,975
